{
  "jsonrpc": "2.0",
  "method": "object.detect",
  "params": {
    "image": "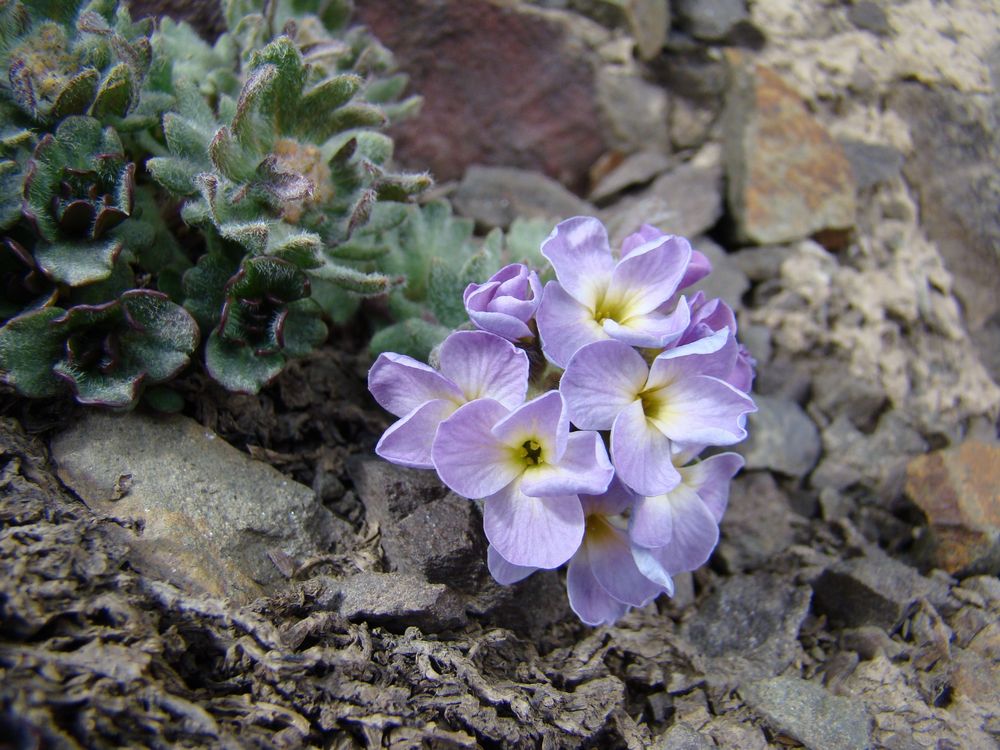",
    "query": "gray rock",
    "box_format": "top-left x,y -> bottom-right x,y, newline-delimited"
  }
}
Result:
738,395 -> 821,478
812,548 -> 939,630
890,83 -> 1000,333
730,244 -> 794,282
683,572 -> 811,683
624,0 -> 670,60
674,0 -> 749,42
335,572 -> 467,631
349,457 -> 488,592
717,471 -> 798,572
724,63 -> 856,245
739,323 -> 772,366
810,366 -> 887,429
588,150 -> 672,203
669,94 -> 719,149
847,0 -> 891,36
841,626 -> 905,661
687,236 -> 750,306
51,412 -> 336,602
741,676 -> 872,750
452,165 -> 595,229
841,139 -> 903,190
603,144 -> 723,245
596,65 -> 672,154
652,722 -> 714,750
